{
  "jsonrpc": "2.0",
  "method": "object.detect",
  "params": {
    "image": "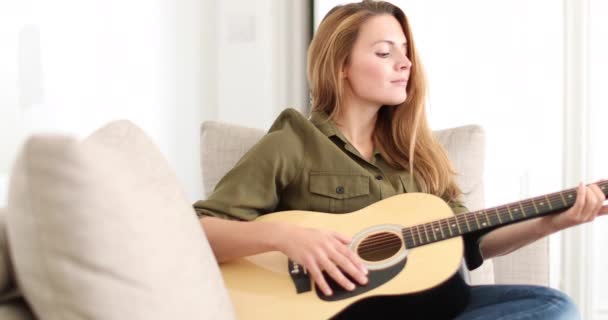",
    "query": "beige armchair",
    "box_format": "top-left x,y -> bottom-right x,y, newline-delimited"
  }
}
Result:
0,117 -> 550,320
200,119 -> 550,286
